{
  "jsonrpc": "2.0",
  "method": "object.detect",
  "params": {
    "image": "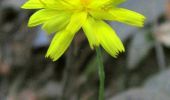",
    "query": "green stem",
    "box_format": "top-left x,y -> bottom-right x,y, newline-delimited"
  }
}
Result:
96,47 -> 105,100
